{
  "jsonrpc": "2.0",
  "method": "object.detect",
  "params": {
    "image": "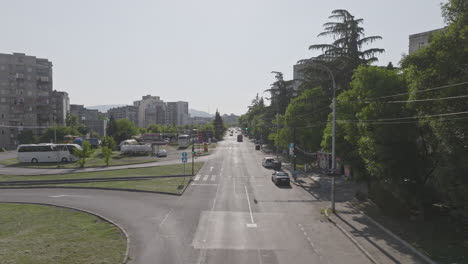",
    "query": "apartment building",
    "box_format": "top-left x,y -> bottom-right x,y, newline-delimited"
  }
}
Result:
107,105 -> 138,126
166,101 -> 189,126
133,95 -> 167,127
0,52 -> 69,149
409,28 -> 445,54
70,104 -> 106,137
70,104 -> 100,121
